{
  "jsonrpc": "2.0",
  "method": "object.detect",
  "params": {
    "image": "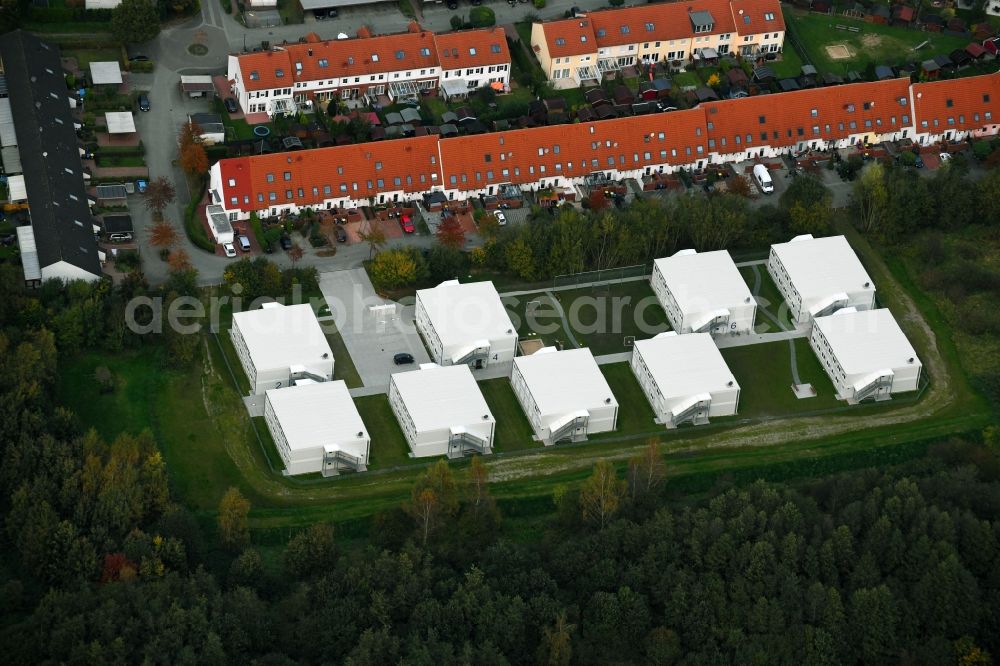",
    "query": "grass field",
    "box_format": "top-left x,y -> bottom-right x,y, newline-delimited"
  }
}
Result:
598,362 -> 658,435
509,280 -> 670,355
61,48 -> 121,70
771,42 -> 805,79
326,330 -> 362,388
355,395 -> 413,469
785,10 -> 970,75
480,378 -> 539,452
